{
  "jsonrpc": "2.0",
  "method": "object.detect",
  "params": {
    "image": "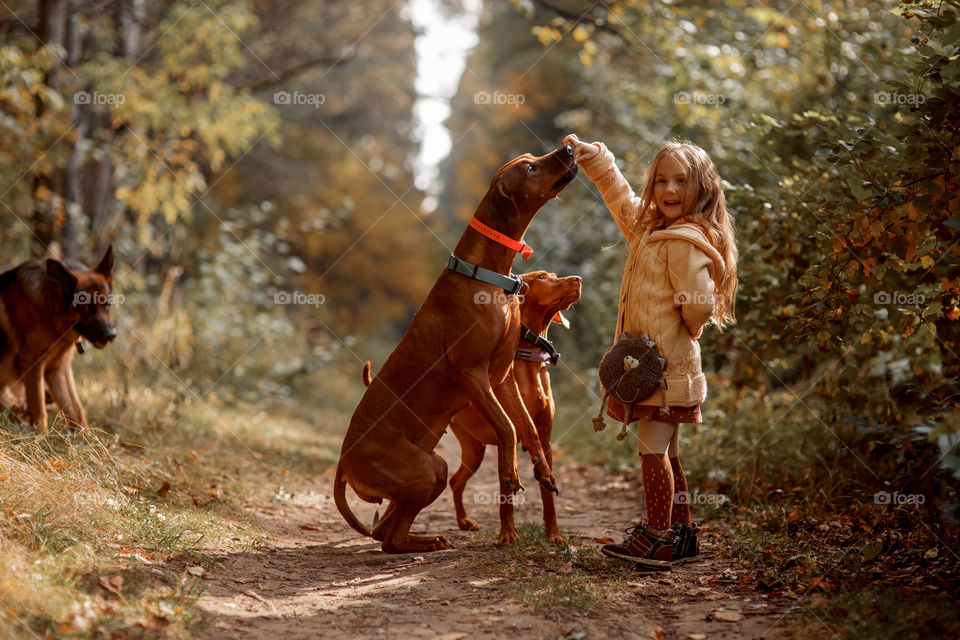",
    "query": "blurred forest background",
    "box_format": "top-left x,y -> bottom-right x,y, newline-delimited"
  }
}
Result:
1,0 -> 959,634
